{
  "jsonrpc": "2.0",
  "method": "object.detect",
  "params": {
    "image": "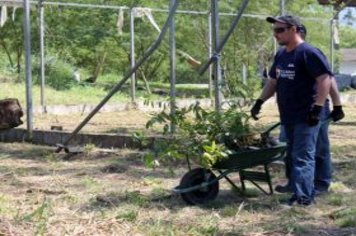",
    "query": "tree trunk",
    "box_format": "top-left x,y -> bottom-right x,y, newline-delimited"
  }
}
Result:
91,51 -> 107,83
16,48 -> 21,74
138,68 -> 151,94
0,39 -> 14,68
